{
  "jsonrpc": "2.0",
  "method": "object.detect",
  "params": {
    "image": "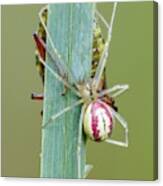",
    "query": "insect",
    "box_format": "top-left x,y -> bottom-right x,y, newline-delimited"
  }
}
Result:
32,2 -> 129,177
